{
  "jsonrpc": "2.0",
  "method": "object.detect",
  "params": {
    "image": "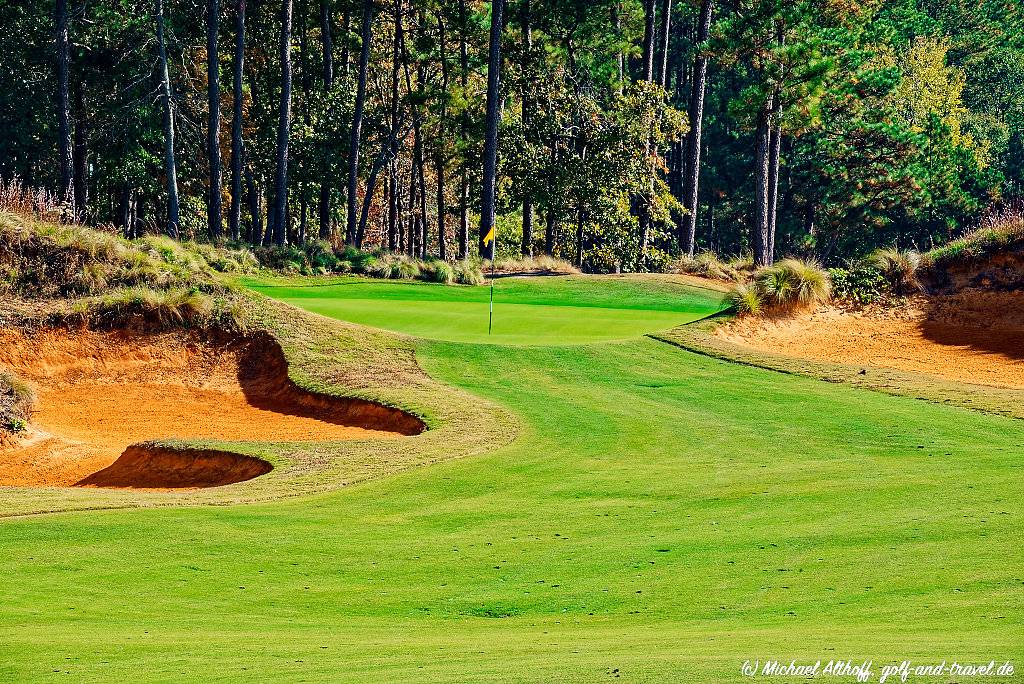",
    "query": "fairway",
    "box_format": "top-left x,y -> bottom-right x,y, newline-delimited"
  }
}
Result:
246,275 -> 727,344
2,276 -> 1022,683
